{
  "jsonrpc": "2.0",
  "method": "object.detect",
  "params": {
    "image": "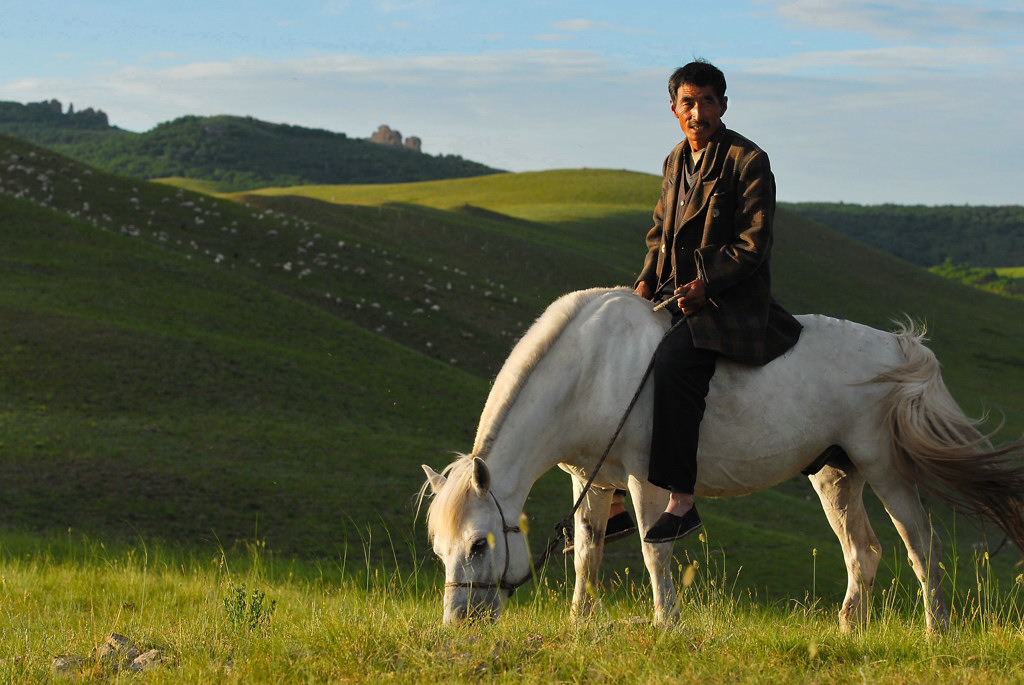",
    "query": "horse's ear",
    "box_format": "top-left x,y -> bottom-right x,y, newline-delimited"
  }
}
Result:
422,464 -> 447,495
471,457 -> 491,495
